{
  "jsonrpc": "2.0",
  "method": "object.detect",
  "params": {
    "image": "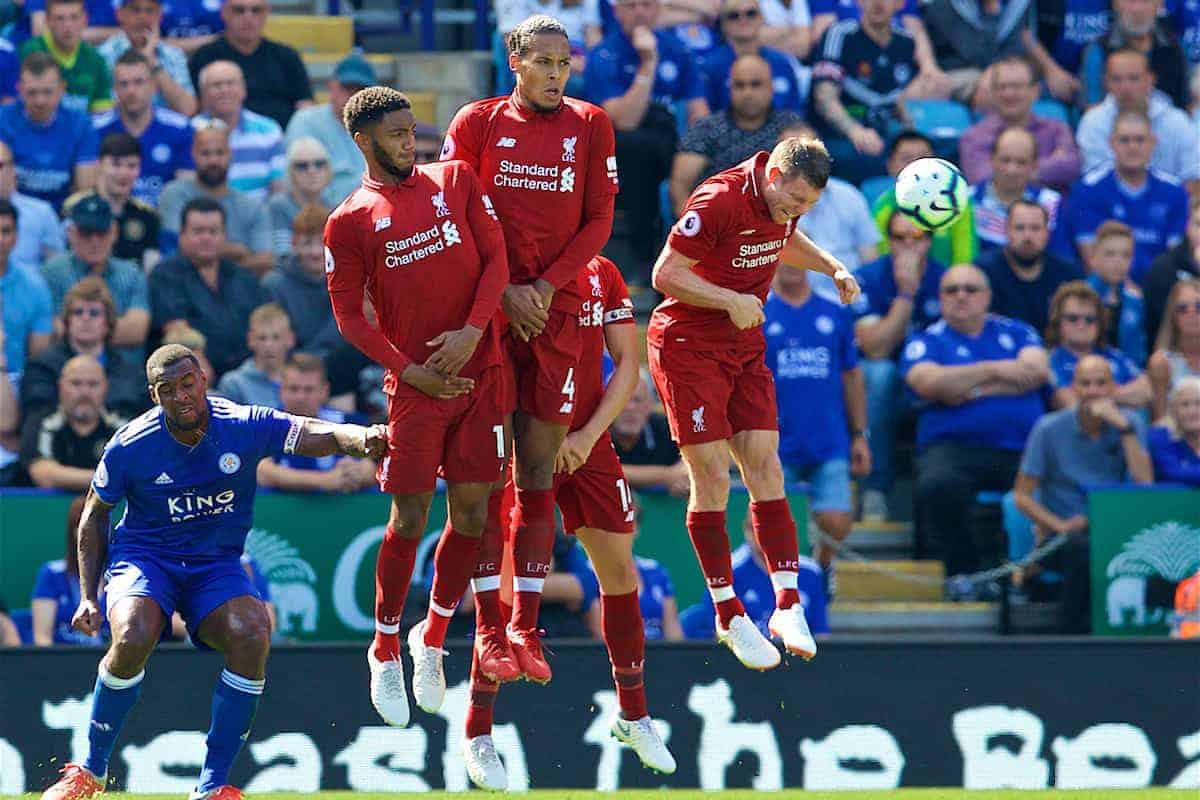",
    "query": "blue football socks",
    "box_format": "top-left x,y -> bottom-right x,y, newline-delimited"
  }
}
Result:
83,664 -> 145,780
196,669 -> 264,794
